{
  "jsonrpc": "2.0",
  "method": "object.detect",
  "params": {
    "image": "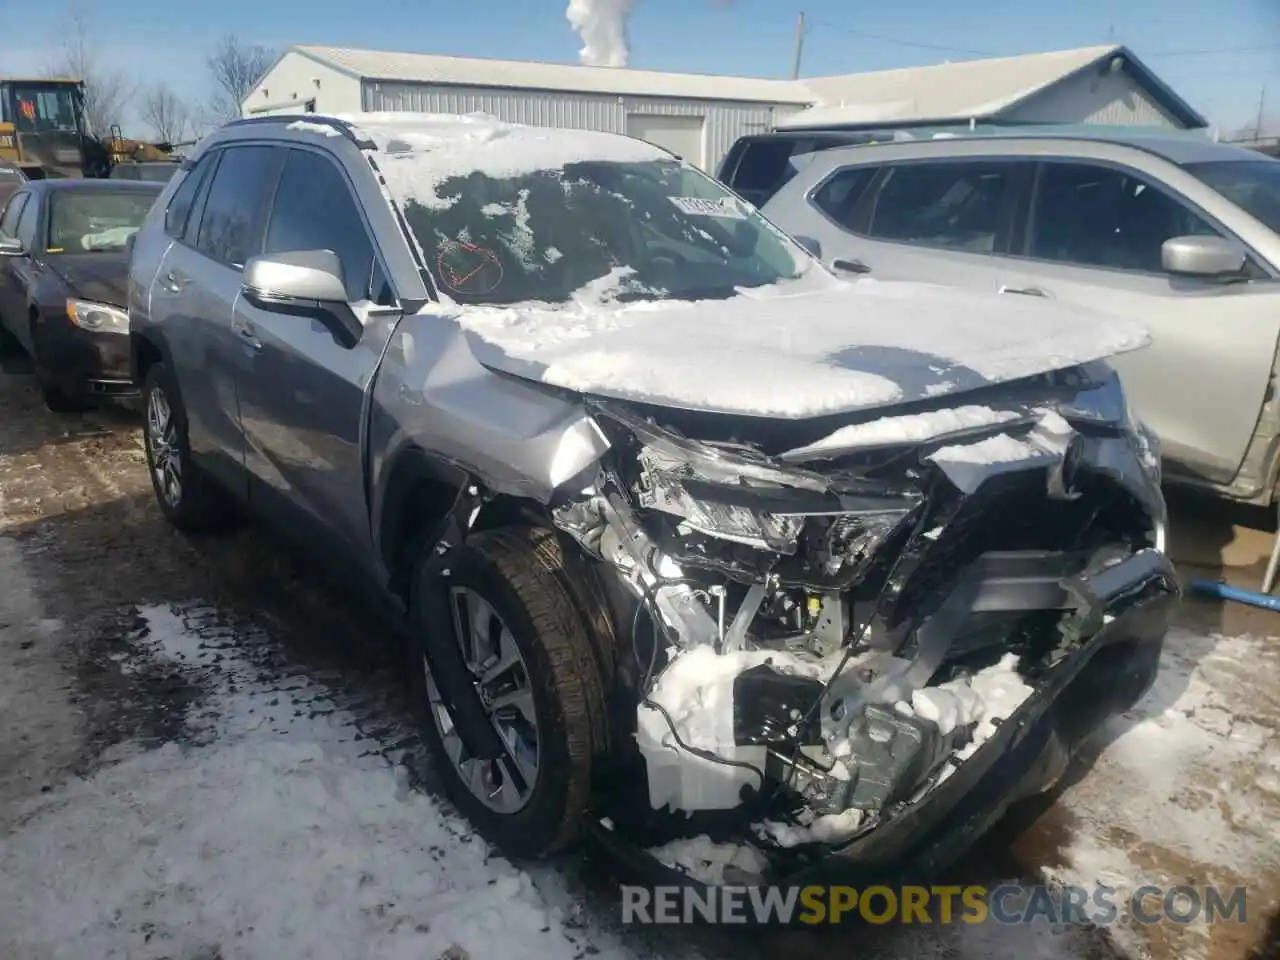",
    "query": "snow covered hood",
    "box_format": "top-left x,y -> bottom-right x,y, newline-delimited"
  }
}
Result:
455,277 -> 1150,419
